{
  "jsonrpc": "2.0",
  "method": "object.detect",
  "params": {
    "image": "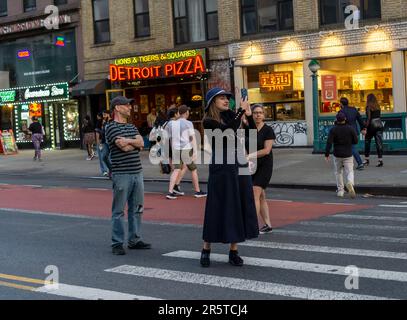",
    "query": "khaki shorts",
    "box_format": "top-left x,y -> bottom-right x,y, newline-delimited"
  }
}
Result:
172,149 -> 197,171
